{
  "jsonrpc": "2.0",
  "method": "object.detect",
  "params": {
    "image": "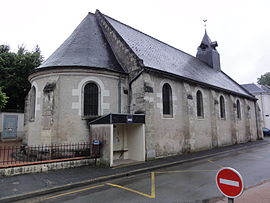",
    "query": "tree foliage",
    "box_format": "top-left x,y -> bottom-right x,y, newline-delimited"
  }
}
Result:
257,72 -> 270,86
0,45 -> 43,111
0,87 -> 8,109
